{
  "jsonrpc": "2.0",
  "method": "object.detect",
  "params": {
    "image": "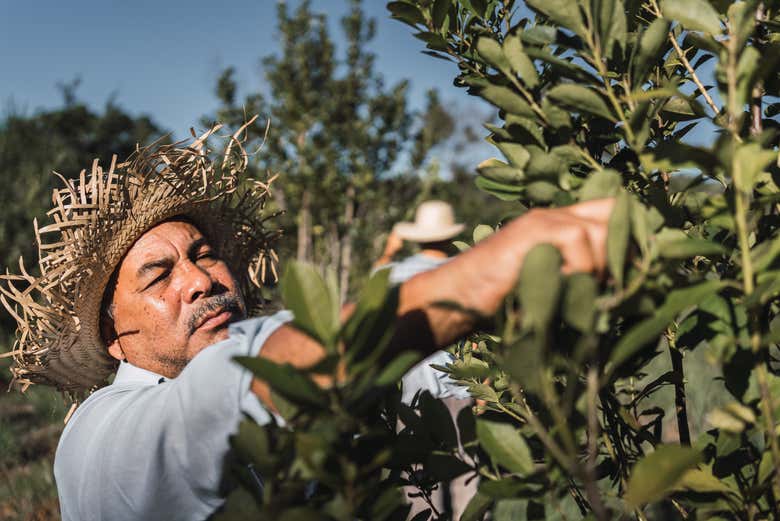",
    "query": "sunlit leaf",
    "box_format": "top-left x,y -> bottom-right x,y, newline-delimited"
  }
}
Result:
660,0 -> 721,34
476,419 -> 534,475
625,445 -> 702,507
